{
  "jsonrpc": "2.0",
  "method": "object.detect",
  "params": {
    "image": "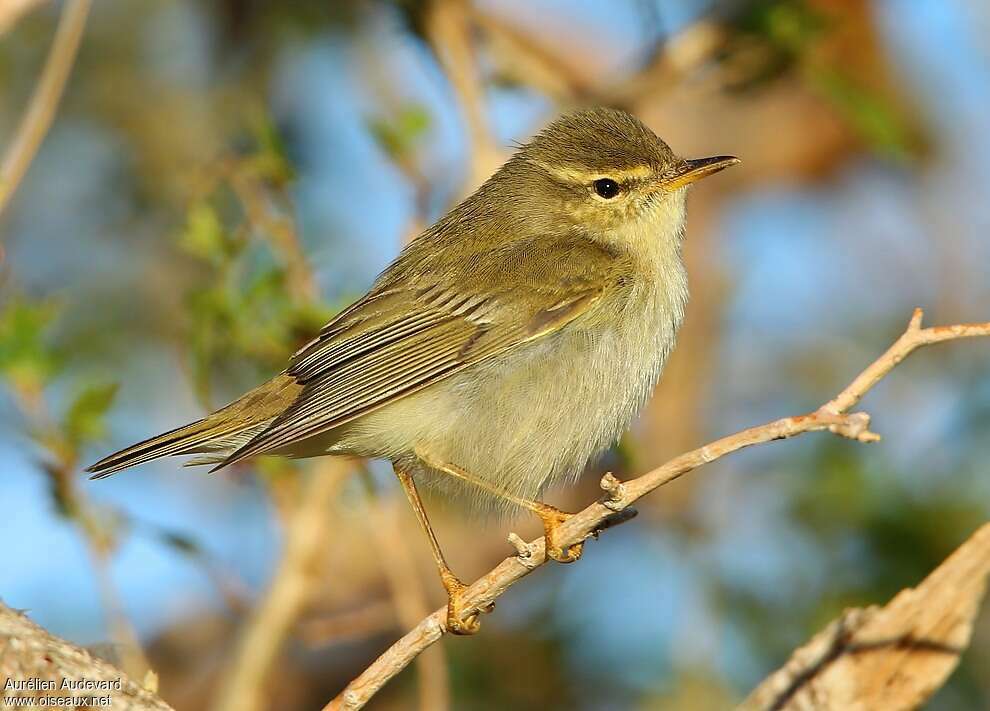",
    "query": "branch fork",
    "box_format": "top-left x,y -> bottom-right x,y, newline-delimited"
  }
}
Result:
506,532 -> 538,566
600,472 -> 628,511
